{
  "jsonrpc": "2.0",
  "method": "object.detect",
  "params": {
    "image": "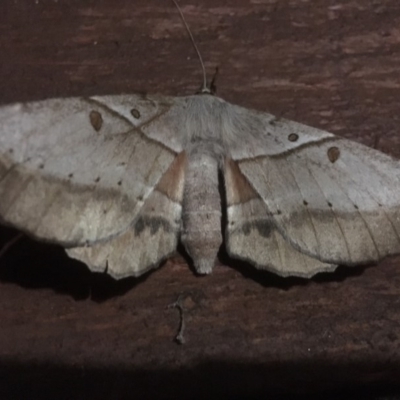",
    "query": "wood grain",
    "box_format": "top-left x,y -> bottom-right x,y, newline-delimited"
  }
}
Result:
1,0 -> 400,398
